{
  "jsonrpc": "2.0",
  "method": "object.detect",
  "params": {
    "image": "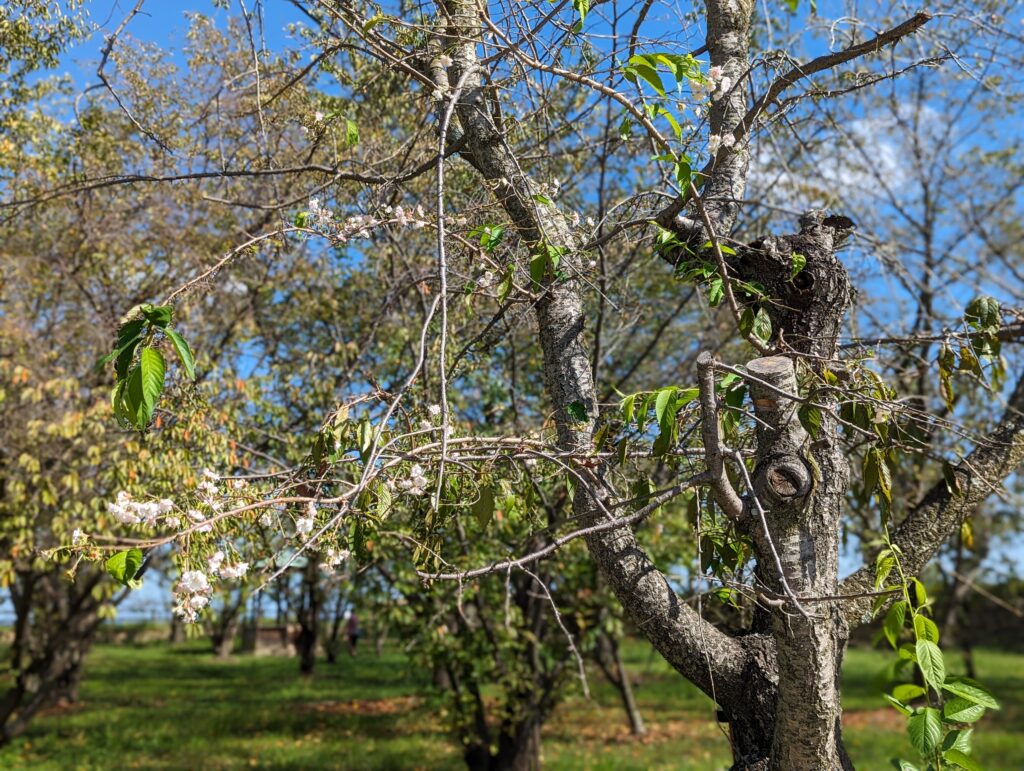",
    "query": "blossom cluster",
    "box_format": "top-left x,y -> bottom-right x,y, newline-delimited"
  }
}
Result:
305,198 -> 429,239
107,491 -> 175,527
691,65 -> 733,103
707,133 -> 737,155
397,463 -> 430,497
173,569 -> 212,622
207,549 -> 249,580
295,500 -> 317,536
320,545 -> 351,575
